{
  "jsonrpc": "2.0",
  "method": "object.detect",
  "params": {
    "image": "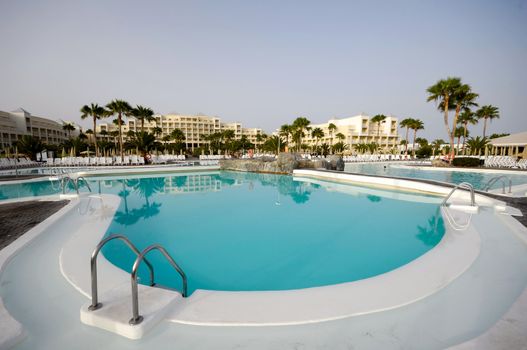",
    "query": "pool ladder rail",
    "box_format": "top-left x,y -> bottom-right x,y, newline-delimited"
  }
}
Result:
483,175 -> 512,194
88,234 -> 187,327
440,182 -> 478,230
51,174 -> 92,195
